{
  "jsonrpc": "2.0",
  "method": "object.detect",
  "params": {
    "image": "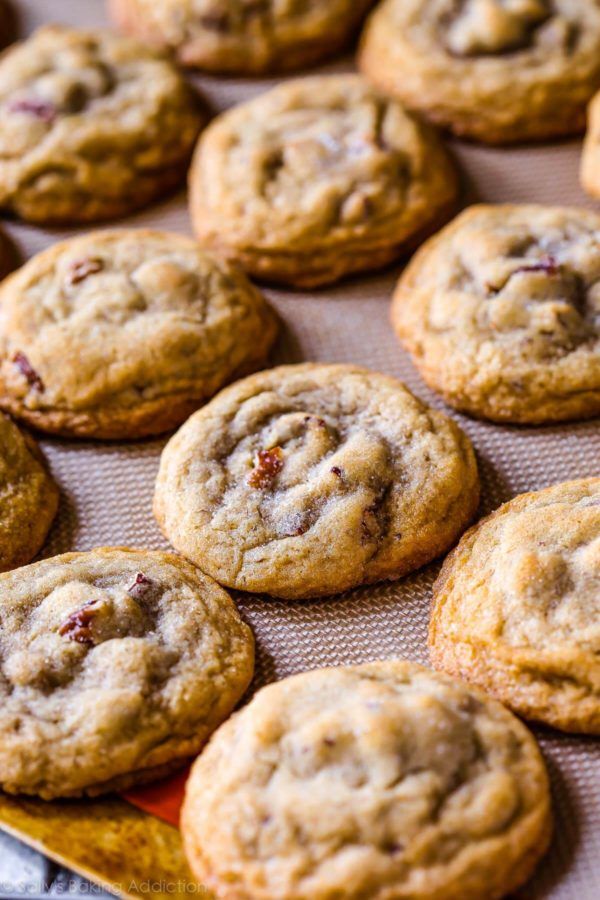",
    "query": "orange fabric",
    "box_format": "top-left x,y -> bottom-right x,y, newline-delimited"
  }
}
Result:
122,766 -> 190,827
